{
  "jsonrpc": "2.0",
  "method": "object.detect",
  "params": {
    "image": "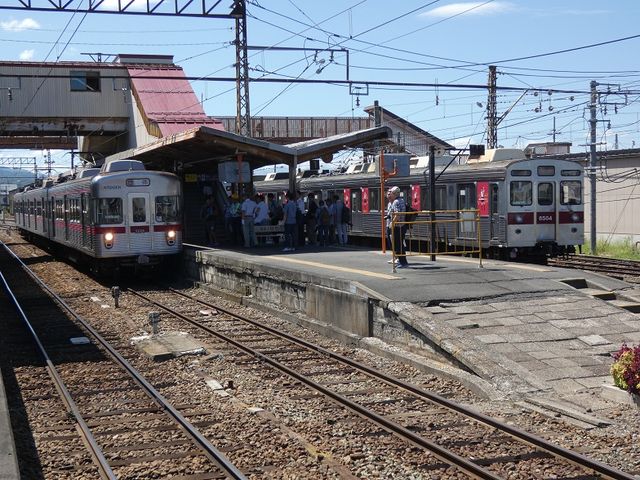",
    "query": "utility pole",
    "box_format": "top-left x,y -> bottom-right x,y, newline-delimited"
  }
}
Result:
231,0 -> 250,137
589,80 -> 598,255
486,65 -> 497,149
549,117 -> 557,142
